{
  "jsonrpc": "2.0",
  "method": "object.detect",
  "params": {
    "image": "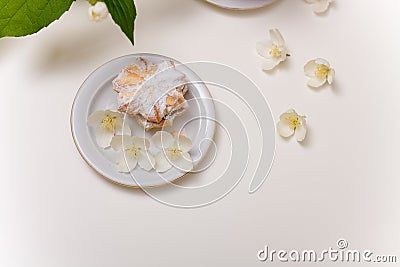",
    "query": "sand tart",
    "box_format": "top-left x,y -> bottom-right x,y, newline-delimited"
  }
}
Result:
113,58 -> 188,130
